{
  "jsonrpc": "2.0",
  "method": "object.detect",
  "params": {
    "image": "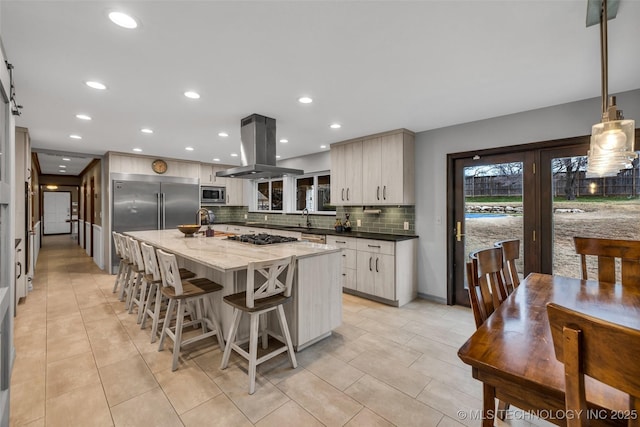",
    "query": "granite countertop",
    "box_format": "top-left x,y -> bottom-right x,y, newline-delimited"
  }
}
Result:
126,229 -> 341,272
221,222 -> 418,242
